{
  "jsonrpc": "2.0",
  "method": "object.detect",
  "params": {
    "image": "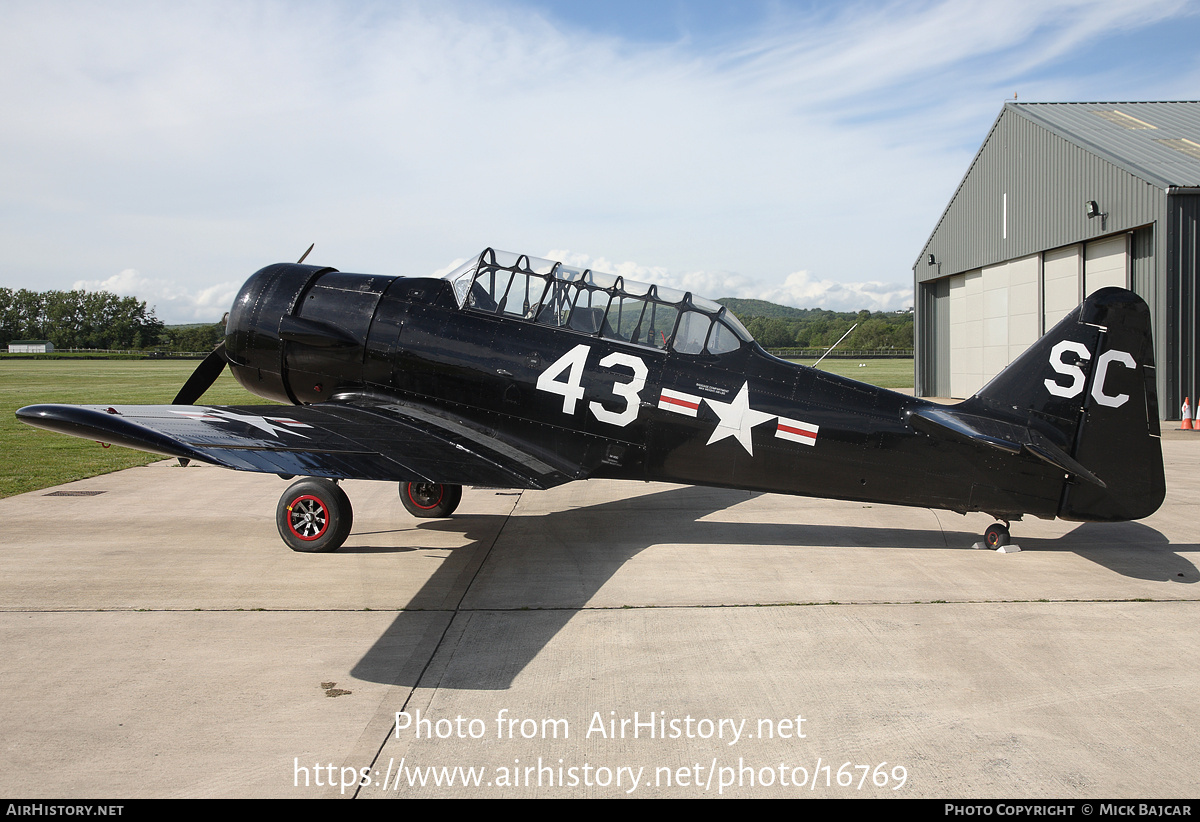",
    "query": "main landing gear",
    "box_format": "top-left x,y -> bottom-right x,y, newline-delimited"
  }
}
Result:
983,521 -> 1010,548
399,482 -> 463,518
274,478 -> 464,552
276,478 -> 354,553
